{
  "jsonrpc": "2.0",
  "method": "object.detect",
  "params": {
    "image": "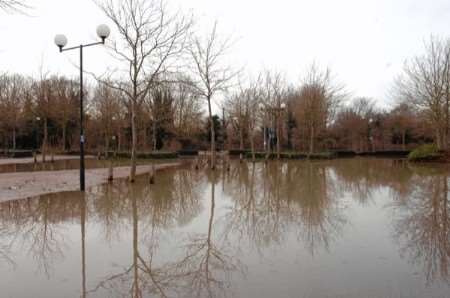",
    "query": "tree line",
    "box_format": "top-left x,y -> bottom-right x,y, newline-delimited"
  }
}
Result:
0,0 -> 449,178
